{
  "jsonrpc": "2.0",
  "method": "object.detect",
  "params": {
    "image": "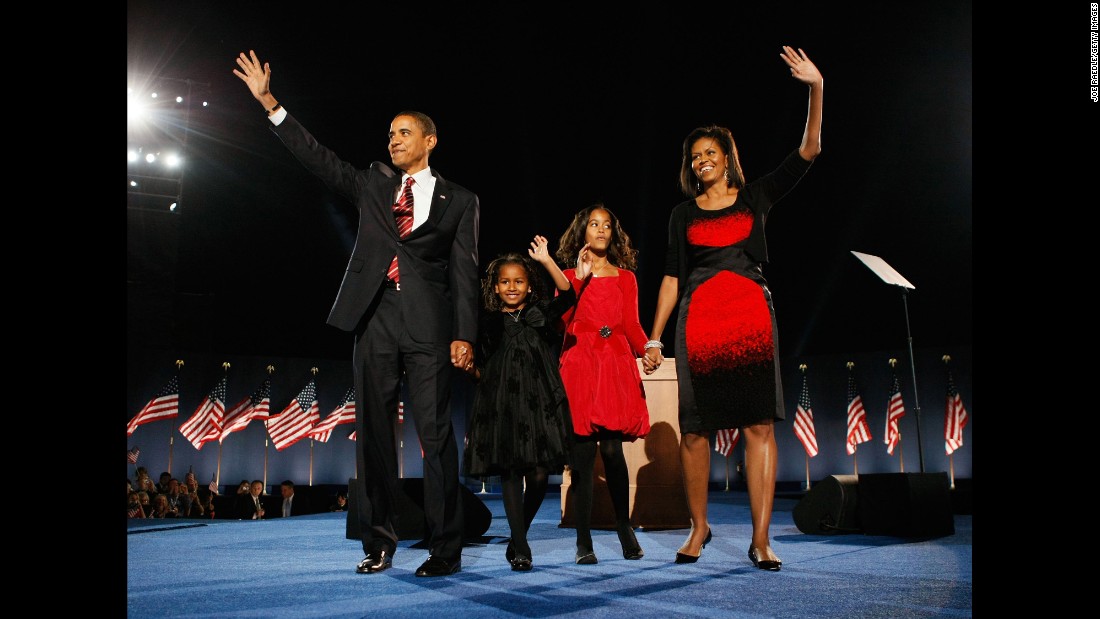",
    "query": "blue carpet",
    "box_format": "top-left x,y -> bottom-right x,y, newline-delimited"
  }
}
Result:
127,489 -> 971,618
